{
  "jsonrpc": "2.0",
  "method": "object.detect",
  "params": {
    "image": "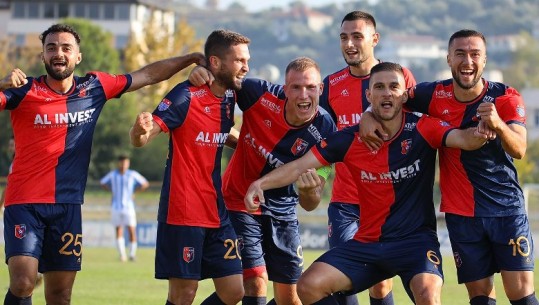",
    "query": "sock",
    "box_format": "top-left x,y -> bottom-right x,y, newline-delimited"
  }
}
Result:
116,237 -> 126,260
201,292 -> 227,305
510,292 -> 539,305
4,289 -> 32,305
266,298 -> 276,305
165,301 -> 175,305
243,296 -> 266,305
129,242 -> 137,259
312,295 -> 339,305
371,291 -> 394,305
470,295 -> 496,305
334,292 -> 358,305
